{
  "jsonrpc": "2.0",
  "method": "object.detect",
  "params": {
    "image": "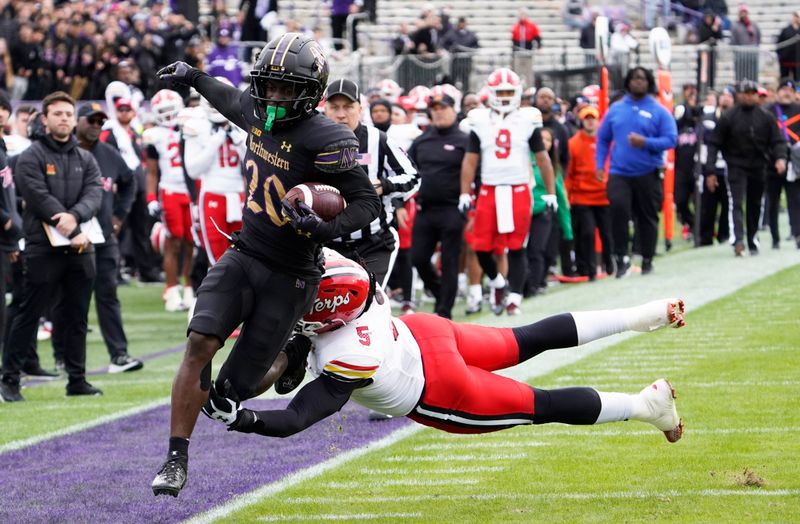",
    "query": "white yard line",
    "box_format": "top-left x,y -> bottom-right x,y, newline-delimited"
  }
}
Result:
187,244 -> 798,522
257,513 -> 423,522
357,466 -> 505,475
